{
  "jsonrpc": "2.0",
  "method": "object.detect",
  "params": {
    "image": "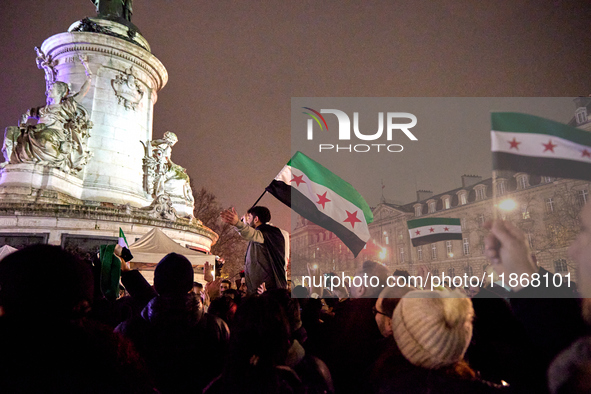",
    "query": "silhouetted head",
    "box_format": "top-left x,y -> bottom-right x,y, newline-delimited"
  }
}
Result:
229,296 -> 290,369
0,245 -> 93,320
